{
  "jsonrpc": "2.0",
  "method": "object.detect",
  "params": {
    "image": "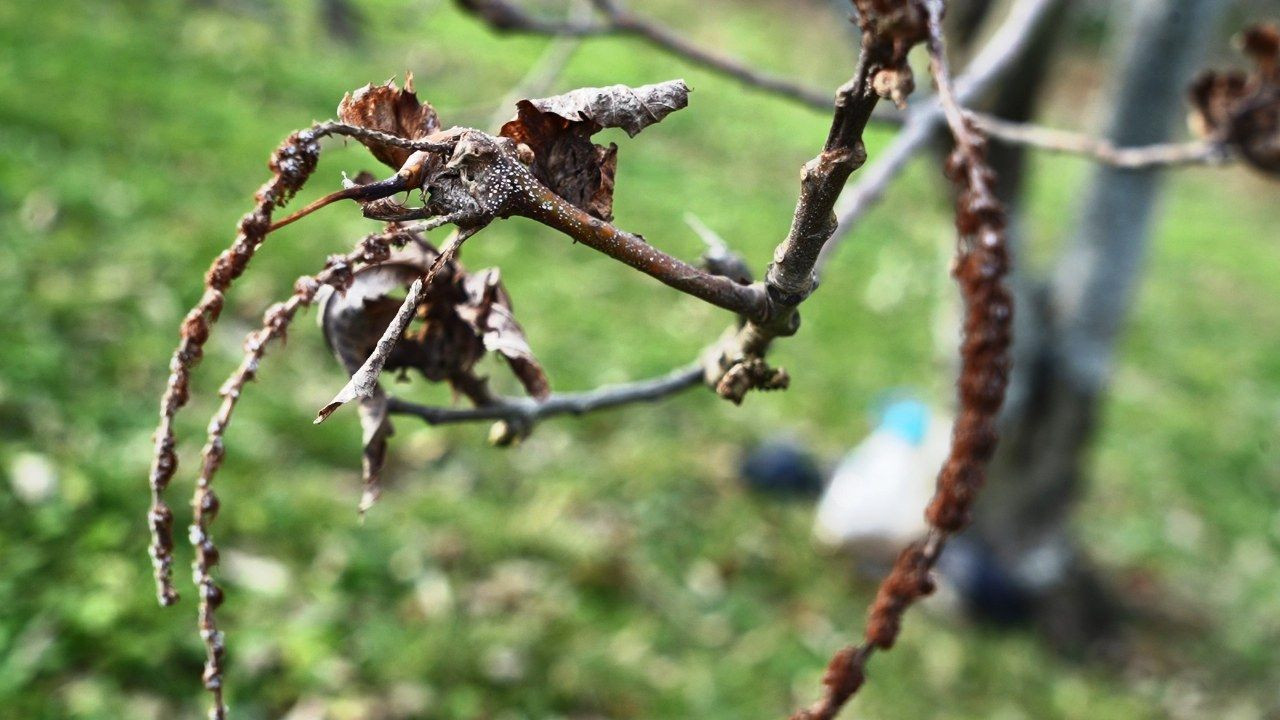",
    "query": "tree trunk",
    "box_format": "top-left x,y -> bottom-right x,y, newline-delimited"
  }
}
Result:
970,0 -> 1228,650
